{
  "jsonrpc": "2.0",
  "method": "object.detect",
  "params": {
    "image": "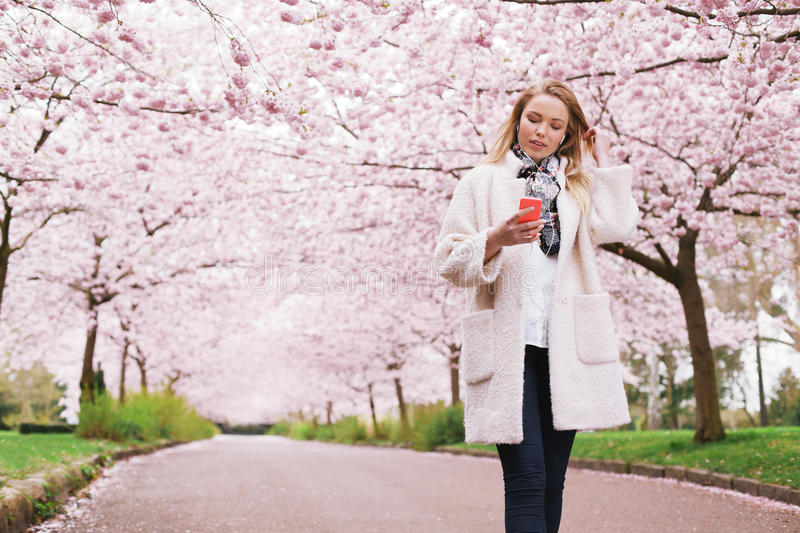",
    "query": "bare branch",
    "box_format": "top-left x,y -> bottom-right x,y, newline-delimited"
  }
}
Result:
598,242 -> 677,284
10,206 -> 84,253
0,171 -> 57,184
503,0 -> 800,19
50,93 -> 214,115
